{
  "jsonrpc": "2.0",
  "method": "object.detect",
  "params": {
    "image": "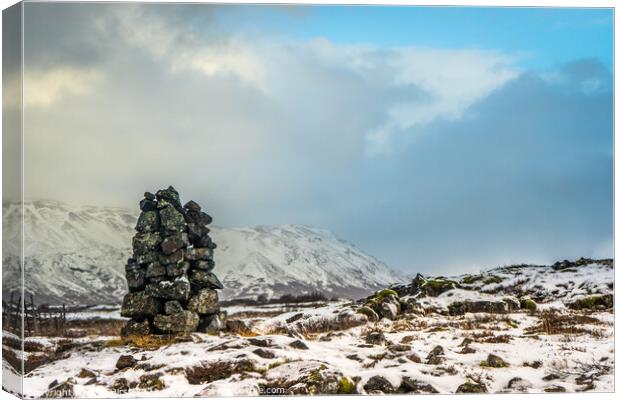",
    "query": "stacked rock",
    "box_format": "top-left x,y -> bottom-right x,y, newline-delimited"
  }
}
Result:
121,186 -> 225,336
